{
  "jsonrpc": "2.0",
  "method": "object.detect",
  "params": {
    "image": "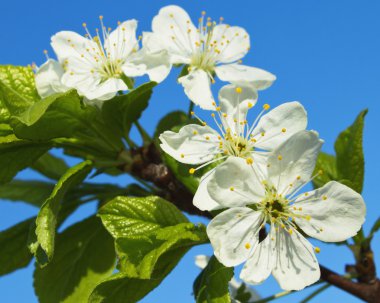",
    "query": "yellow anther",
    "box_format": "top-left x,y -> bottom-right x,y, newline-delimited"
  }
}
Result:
320,228 -> 324,232
43,50 -> 48,54
230,187 -> 235,191
322,196 -> 328,200
169,13 -> 174,18
193,130 -> 198,135
170,25 -> 174,29
246,158 -> 254,165
288,229 -> 293,235
282,128 -> 287,133
218,135 -> 222,140
263,104 -> 270,110
207,22 -> 212,27
189,168 -> 195,174
318,170 -> 324,175
190,111 -> 195,116
99,15 -> 103,20
202,122 -> 207,126
201,11 -> 206,15
293,206 -> 297,210
211,113 -> 215,117
235,87 -> 242,94
297,176 -> 301,180
248,102 -> 253,109
305,215 -> 311,221
238,59 -> 243,64
205,136 -> 210,140
271,237 -> 275,241
281,224 -> 285,228
82,22 -> 87,27
315,247 -> 321,253
261,132 -> 265,137
216,106 -> 221,111
245,243 -> 251,249
298,207 -> 302,211
305,192 -> 309,196
180,154 -> 184,158
223,113 -> 227,117
277,155 -> 283,160
212,101 -> 216,106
